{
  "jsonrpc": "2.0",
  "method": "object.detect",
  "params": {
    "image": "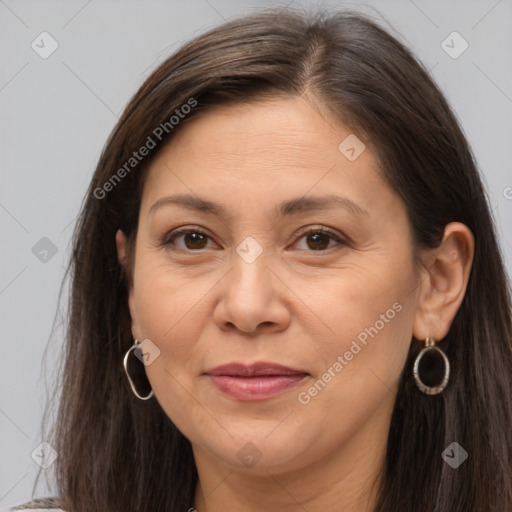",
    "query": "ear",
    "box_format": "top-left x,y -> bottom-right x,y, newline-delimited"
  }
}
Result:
116,229 -> 141,339
413,222 -> 474,341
